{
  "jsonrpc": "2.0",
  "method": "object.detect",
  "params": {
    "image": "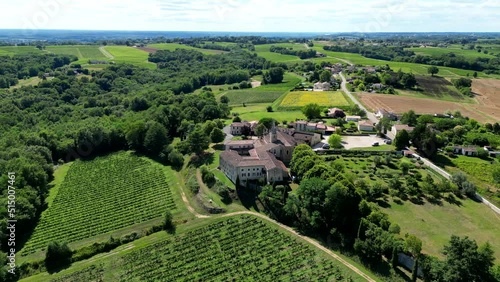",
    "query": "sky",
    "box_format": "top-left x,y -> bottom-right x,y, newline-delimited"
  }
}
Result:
0,0 -> 499,32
